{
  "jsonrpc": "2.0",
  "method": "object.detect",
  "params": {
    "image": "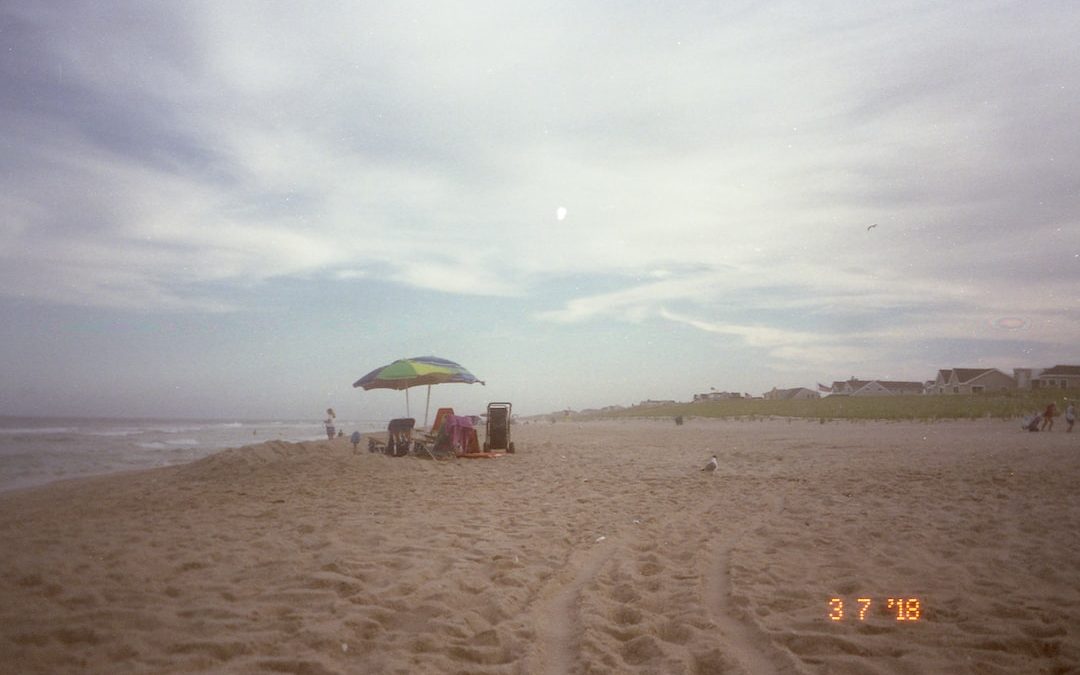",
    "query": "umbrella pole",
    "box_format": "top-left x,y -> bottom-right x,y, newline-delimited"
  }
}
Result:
405,389 -> 410,418
424,385 -> 432,428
